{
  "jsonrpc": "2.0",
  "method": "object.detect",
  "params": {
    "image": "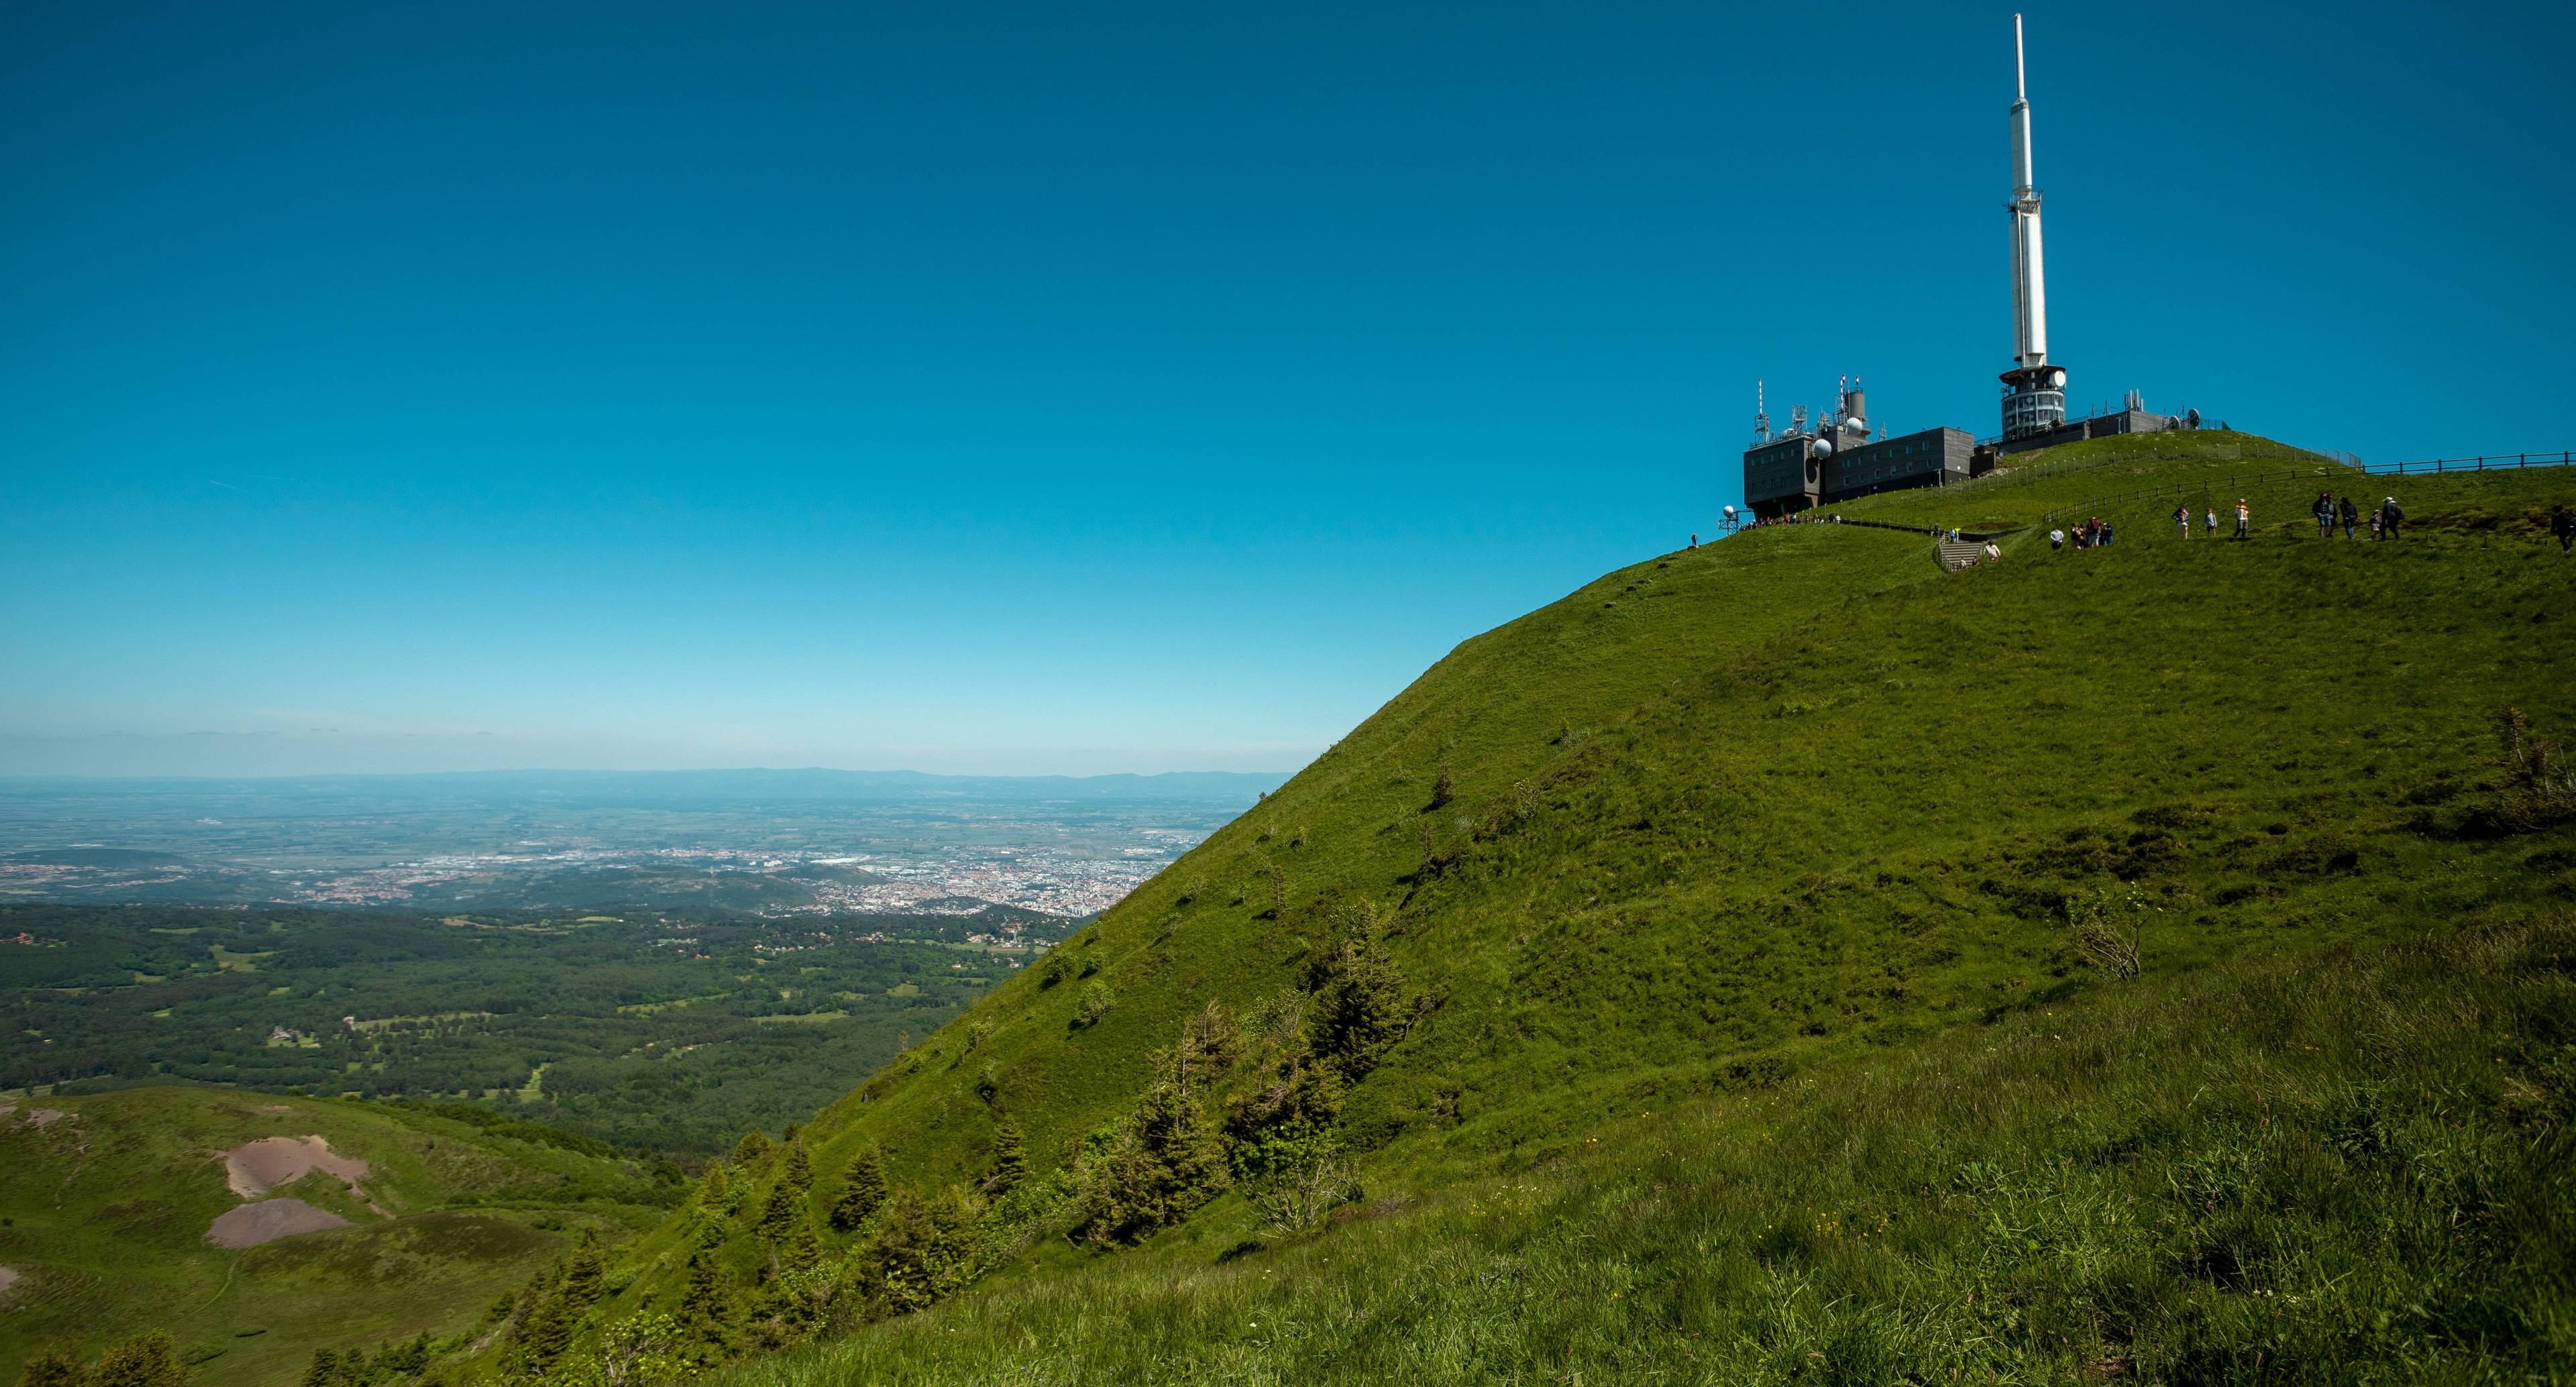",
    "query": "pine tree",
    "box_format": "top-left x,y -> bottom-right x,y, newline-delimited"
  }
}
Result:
1308,907 -> 1413,1081
21,1345 -> 89,1387
561,1230 -> 609,1313
1075,1048 -> 1228,1245
755,1179 -> 805,1250
381,1335 -> 431,1378
501,1266 -> 555,1347
731,1130 -> 776,1170
828,1149 -> 889,1232
675,1243 -> 737,1365
89,1333 -> 186,1387
696,1160 -> 732,1210
780,1221 -> 822,1278
987,1118 -> 1028,1195
1429,759 -> 1454,810
780,1140 -> 814,1190
515,1290 -> 576,1375
299,1350 -> 336,1387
